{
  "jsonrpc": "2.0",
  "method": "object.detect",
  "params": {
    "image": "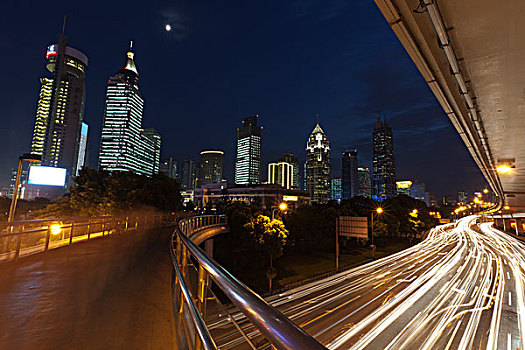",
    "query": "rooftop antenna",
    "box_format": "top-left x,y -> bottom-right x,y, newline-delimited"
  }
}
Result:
316,113 -> 320,124
62,15 -> 67,34
129,40 -> 133,51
